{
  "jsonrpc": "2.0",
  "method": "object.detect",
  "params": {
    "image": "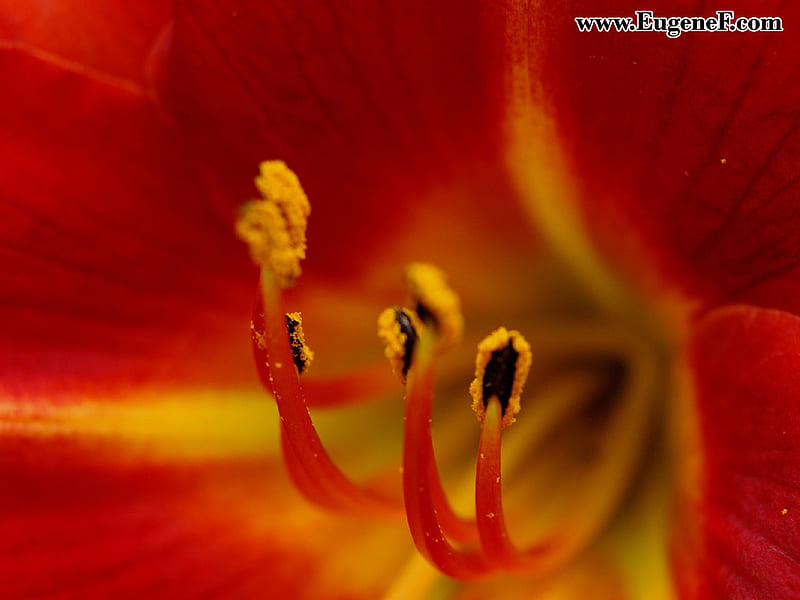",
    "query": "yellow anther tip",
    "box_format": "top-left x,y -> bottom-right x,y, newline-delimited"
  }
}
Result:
236,161 -> 310,288
470,327 -> 532,429
404,262 -> 464,350
378,307 -> 421,384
